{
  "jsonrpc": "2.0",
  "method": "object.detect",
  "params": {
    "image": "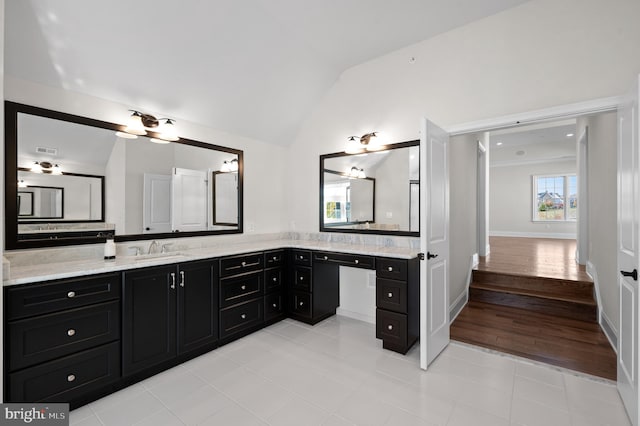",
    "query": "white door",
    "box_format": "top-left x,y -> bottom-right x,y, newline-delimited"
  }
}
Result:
213,172 -> 239,225
420,117 -> 450,369
143,174 -> 172,234
172,167 -> 208,232
618,74 -> 640,426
